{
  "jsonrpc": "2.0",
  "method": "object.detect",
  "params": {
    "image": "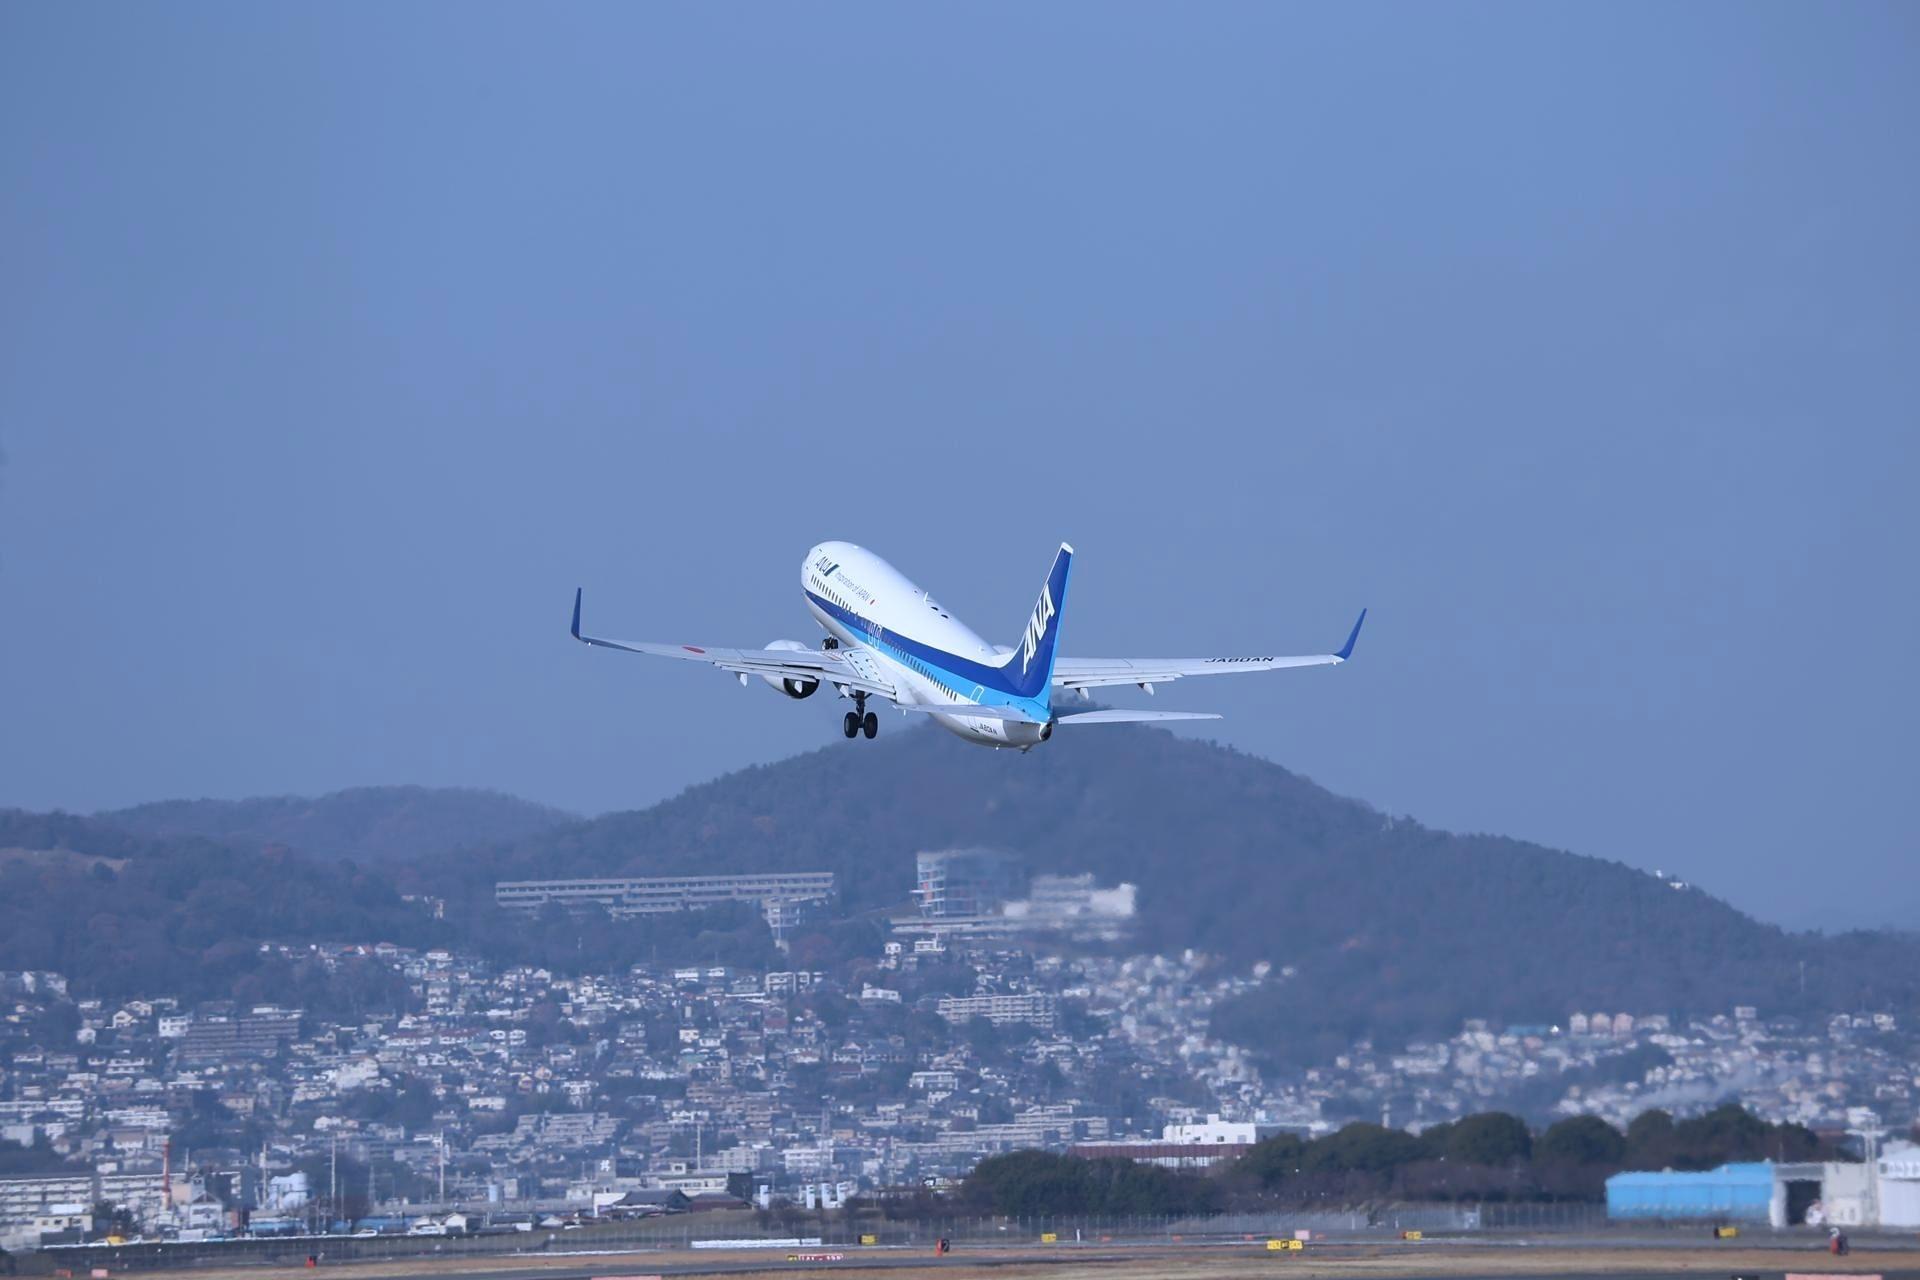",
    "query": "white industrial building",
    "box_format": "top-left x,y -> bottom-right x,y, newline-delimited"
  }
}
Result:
1781,1143 -> 1920,1228
1773,1140 -> 1920,1229
1163,1114 -> 1287,1145
1878,1144 -> 1920,1228
1069,1115 -> 1290,1171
